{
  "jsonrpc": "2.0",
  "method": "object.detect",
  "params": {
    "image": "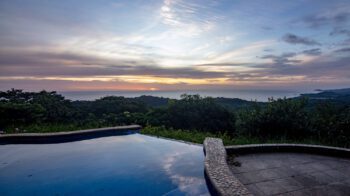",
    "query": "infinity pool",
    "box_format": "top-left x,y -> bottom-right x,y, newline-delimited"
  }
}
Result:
0,133 -> 209,195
